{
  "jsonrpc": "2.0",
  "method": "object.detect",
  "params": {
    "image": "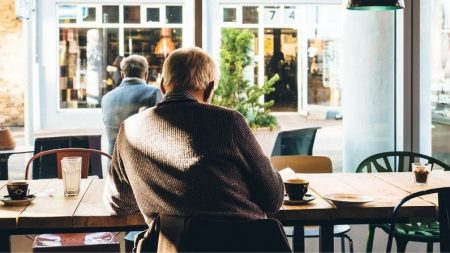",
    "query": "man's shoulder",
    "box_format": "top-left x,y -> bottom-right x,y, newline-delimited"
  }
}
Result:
203,103 -> 240,115
123,107 -> 154,125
